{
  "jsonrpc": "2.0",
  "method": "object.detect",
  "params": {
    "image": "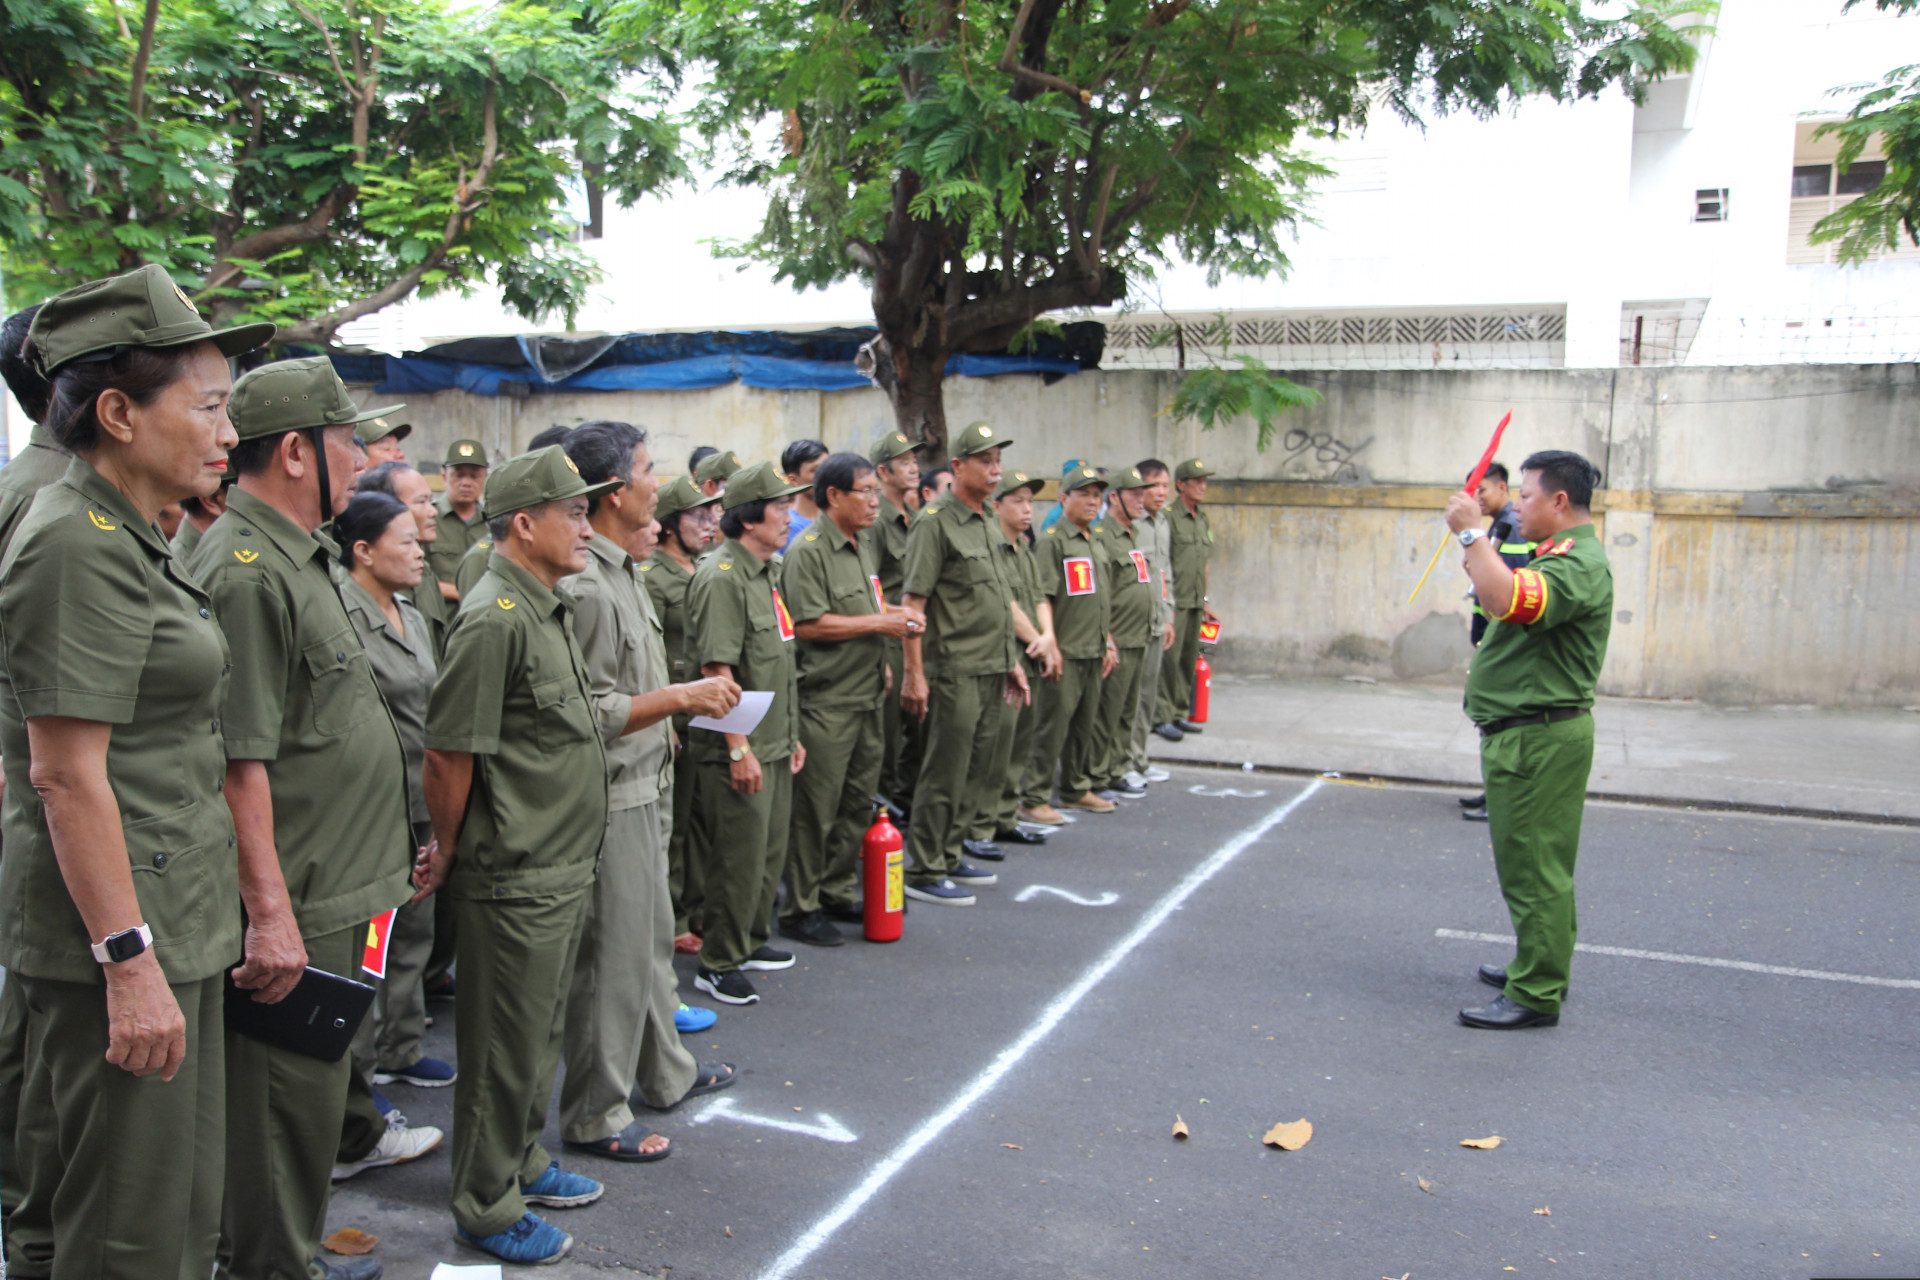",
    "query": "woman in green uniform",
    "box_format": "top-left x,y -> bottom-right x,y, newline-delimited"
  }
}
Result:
1,265 -> 270,1279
